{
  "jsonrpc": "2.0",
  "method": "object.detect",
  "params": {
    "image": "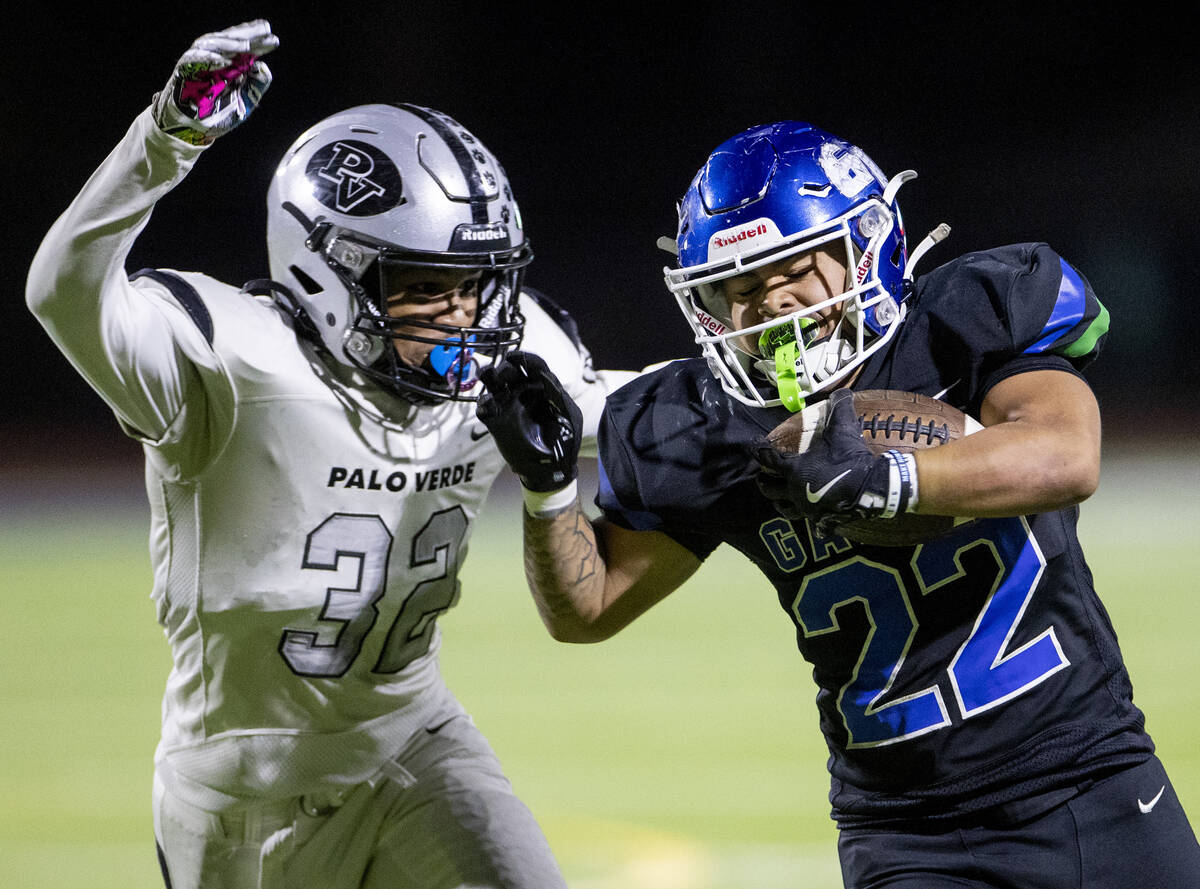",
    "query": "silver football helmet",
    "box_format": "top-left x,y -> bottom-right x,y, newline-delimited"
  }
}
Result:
266,103 -> 532,403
